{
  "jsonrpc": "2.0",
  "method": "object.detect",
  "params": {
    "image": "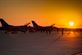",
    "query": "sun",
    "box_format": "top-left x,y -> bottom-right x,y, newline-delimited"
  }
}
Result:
69,21 -> 75,26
